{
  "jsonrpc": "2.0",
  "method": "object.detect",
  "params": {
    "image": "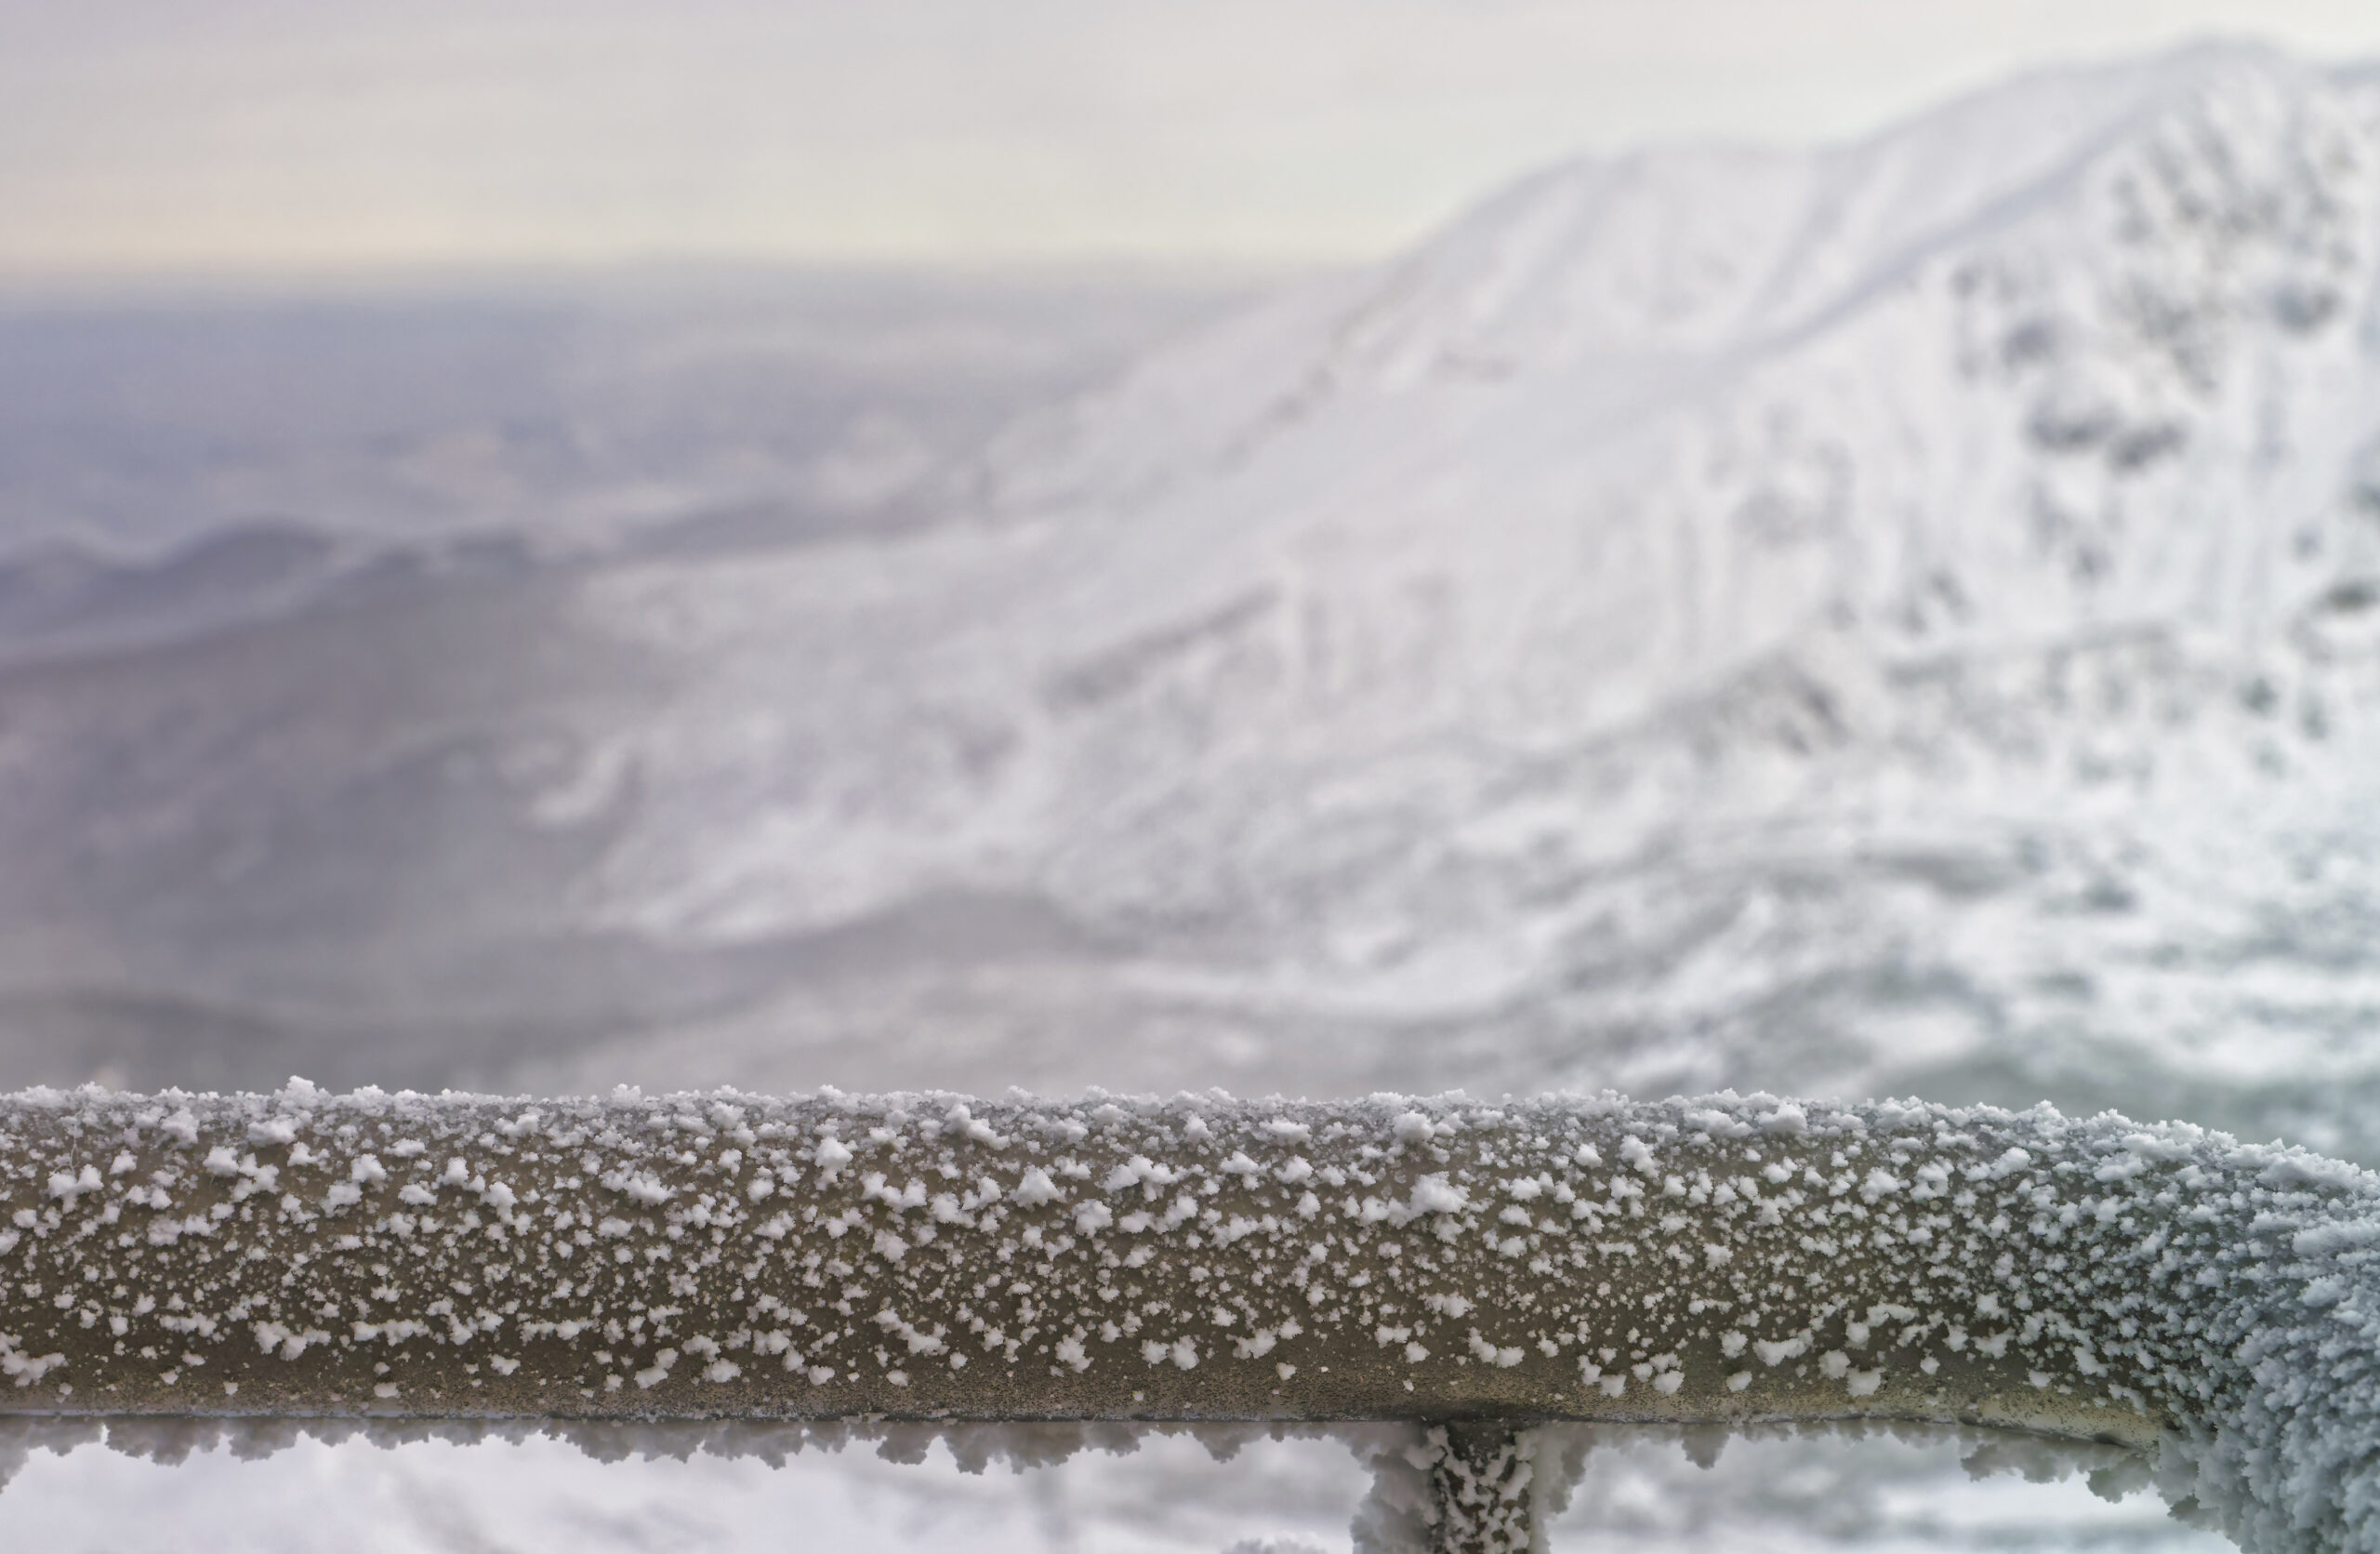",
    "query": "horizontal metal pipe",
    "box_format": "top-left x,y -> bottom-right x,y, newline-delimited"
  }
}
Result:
0,1083 -> 2372,1551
